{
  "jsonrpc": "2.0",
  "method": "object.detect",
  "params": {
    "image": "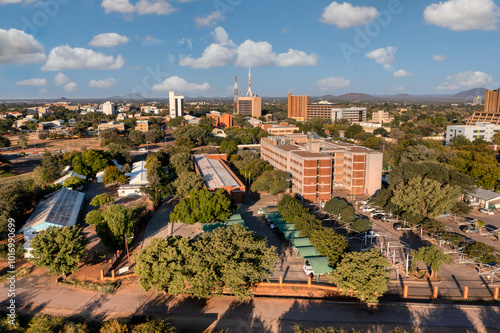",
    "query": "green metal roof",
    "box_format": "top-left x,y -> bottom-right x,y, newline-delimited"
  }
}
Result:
296,246 -> 321,258
290,238 -> 312,248
304,256 -> 332,275
266,211 -> 281,218
282,230 -> 301,240
277,223 -> 296,233
201,222 -> 225,233
227,214 -> 243,221
271,216 -> 286,225
201,215 -> 246,232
